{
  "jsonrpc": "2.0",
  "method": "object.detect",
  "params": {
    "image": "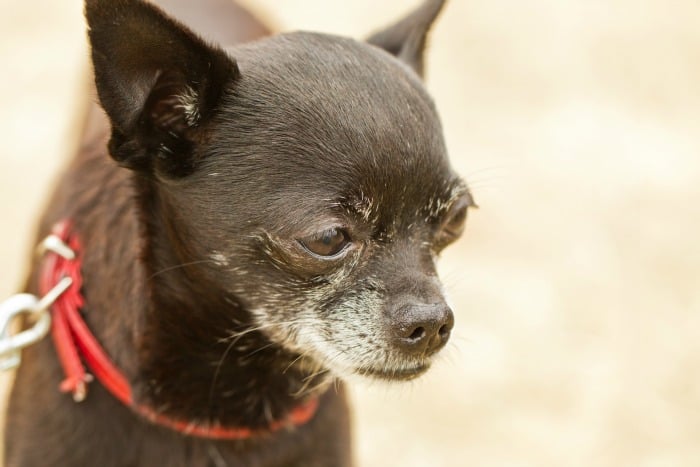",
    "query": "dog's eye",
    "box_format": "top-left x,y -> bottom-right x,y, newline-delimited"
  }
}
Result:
443,201 -> 468,237
437,197 -> 471,244
299,228 -> 351,258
